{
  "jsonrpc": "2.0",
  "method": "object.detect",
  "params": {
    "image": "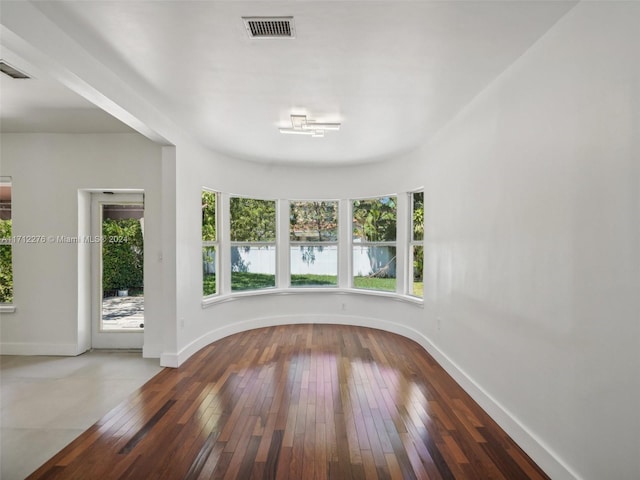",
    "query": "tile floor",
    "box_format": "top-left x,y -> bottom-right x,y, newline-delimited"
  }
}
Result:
0,351 -> 163,480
